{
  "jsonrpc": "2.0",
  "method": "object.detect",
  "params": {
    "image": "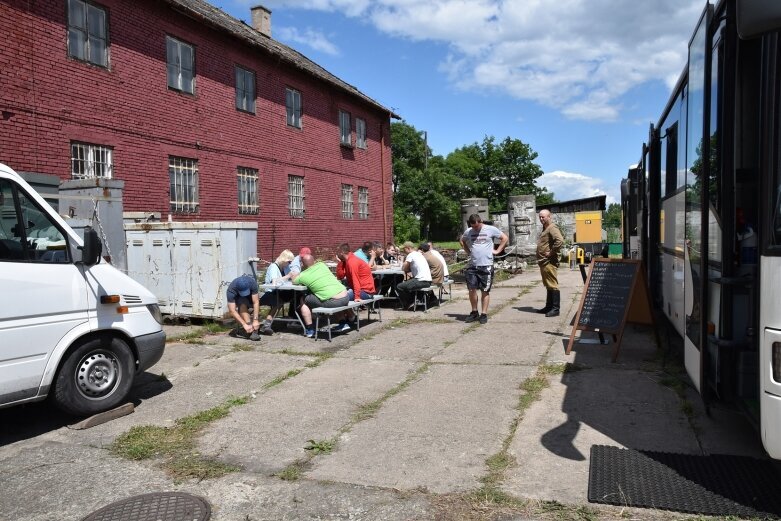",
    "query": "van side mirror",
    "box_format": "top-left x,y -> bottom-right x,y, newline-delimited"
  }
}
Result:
80,227 -> 102,266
